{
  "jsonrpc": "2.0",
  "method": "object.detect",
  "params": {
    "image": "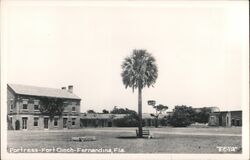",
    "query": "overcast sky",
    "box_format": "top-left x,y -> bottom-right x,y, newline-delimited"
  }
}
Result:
6,1 -> 248,113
